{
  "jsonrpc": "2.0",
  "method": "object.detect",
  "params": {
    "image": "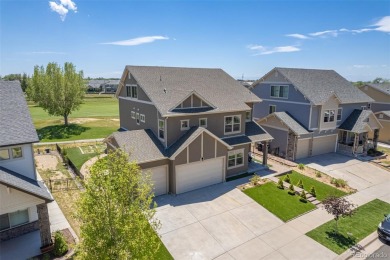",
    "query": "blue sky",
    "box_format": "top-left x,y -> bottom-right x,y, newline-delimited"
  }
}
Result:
1,0 -> 389,81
